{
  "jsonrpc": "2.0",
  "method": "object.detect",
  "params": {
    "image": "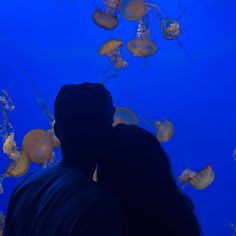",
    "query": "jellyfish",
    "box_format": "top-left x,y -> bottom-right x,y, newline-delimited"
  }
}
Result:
178,164 -> 215,190
119,0 -> 146,21
99,39 -> 128,84
92,0 -> 119,30
127,14 -> 157,57
155,119 -> 174,142
5,151 -> 31,177
22,129 -> 54,164
145,1 -> 200,63
113,107 -> 138,127
161,18 -> 181,40
143,118 -> 174,142
0,212 -> 5,236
